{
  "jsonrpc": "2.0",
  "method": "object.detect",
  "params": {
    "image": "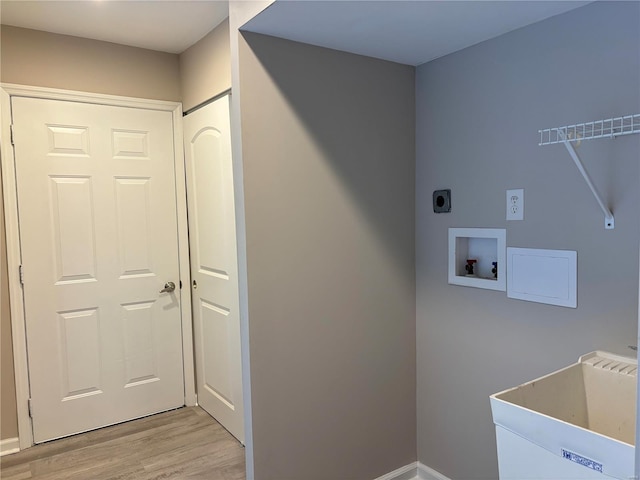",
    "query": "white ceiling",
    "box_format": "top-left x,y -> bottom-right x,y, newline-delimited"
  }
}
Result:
0,0 -> 591,62
0,0 -> 229,54
243,1 -> 592,66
